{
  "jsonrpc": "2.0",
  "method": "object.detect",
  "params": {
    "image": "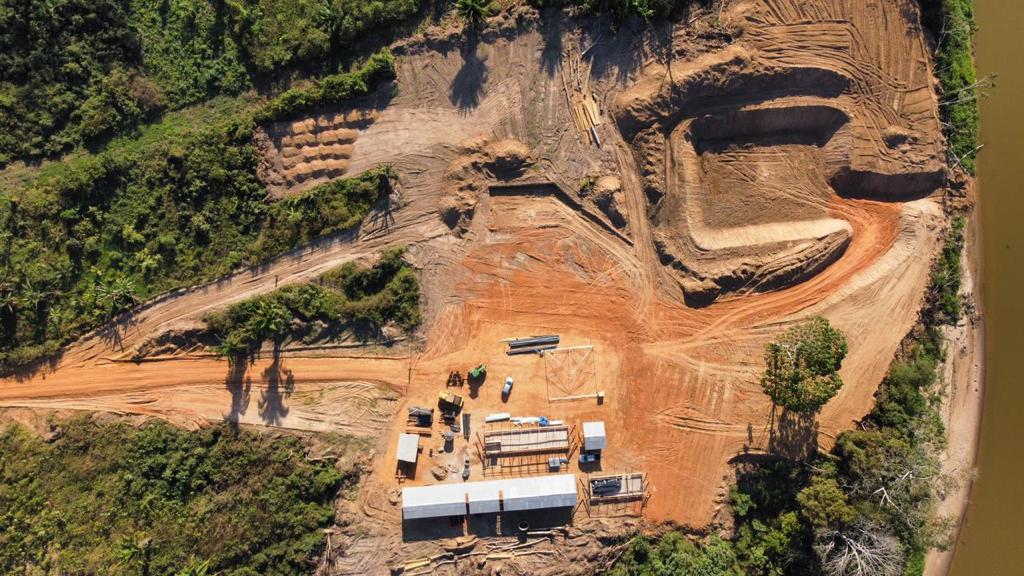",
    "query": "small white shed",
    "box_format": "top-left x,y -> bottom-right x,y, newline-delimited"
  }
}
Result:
397,433 -> 420,463
582,421 -> 606,451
